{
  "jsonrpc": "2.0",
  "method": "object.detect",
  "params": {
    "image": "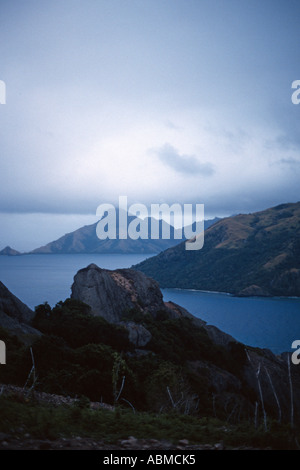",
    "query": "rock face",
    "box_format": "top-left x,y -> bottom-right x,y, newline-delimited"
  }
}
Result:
71,263 -> 197,324
0,282 -> 35,324
71,264 -> 205,346
204,324 -> 238,347
71,264 -> 167,323
0,281 -> 41,343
